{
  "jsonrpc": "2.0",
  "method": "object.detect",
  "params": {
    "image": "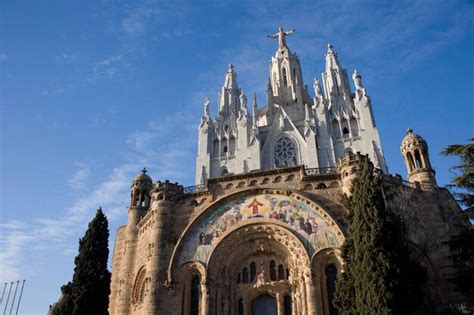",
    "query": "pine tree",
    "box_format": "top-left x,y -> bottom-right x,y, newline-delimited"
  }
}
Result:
334,160 -> 425,314
50,208 -> 111,315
